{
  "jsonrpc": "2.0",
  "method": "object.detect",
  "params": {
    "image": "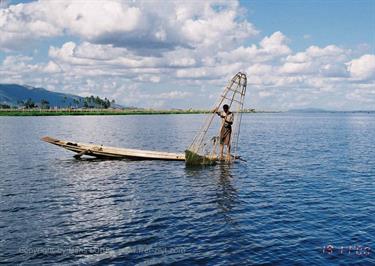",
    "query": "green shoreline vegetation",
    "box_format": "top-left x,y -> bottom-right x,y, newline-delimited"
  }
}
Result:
1,108 -> 372,116
0,108 -> 258,116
